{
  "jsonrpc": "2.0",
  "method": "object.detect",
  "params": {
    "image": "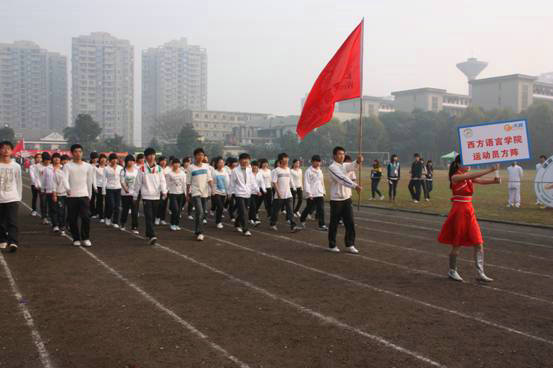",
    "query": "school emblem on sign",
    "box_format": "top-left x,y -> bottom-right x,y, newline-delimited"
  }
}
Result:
535,155 -> 553,208
462,128 -> 473,139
